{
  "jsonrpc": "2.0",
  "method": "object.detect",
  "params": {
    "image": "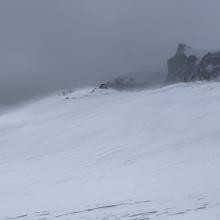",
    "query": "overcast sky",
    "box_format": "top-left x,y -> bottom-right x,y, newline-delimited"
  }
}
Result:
1,0 -> 220,106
